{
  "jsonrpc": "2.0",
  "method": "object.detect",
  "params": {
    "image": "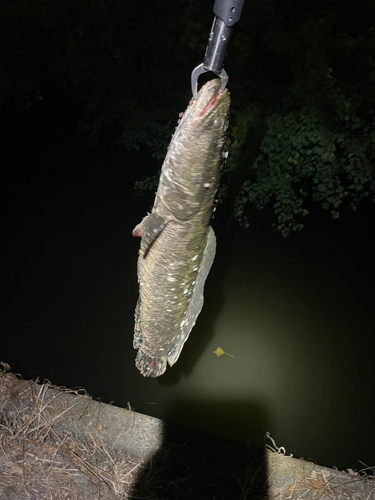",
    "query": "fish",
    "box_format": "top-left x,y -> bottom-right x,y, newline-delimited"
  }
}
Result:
132,78 -> 230,377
